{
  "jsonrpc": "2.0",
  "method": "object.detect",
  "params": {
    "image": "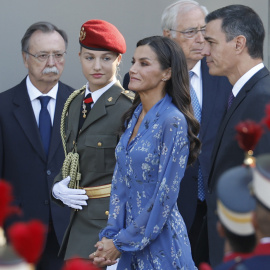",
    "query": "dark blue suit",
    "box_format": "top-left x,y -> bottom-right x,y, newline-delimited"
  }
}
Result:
0,78 -> 73,269
207,67 -> 270,267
